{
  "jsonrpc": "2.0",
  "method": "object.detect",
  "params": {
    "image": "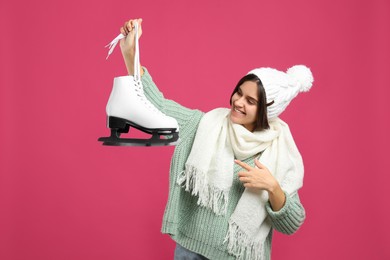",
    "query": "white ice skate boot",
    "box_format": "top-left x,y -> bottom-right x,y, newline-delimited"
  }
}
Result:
98,22 -> 179,146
